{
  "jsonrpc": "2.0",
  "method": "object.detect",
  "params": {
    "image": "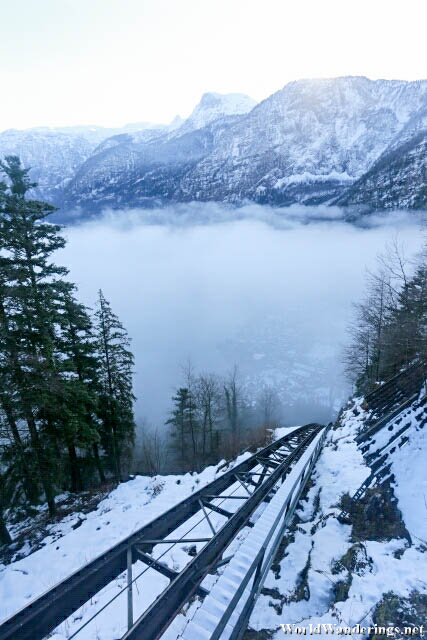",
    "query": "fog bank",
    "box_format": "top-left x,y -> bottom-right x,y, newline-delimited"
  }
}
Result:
59,204 -> 425,427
